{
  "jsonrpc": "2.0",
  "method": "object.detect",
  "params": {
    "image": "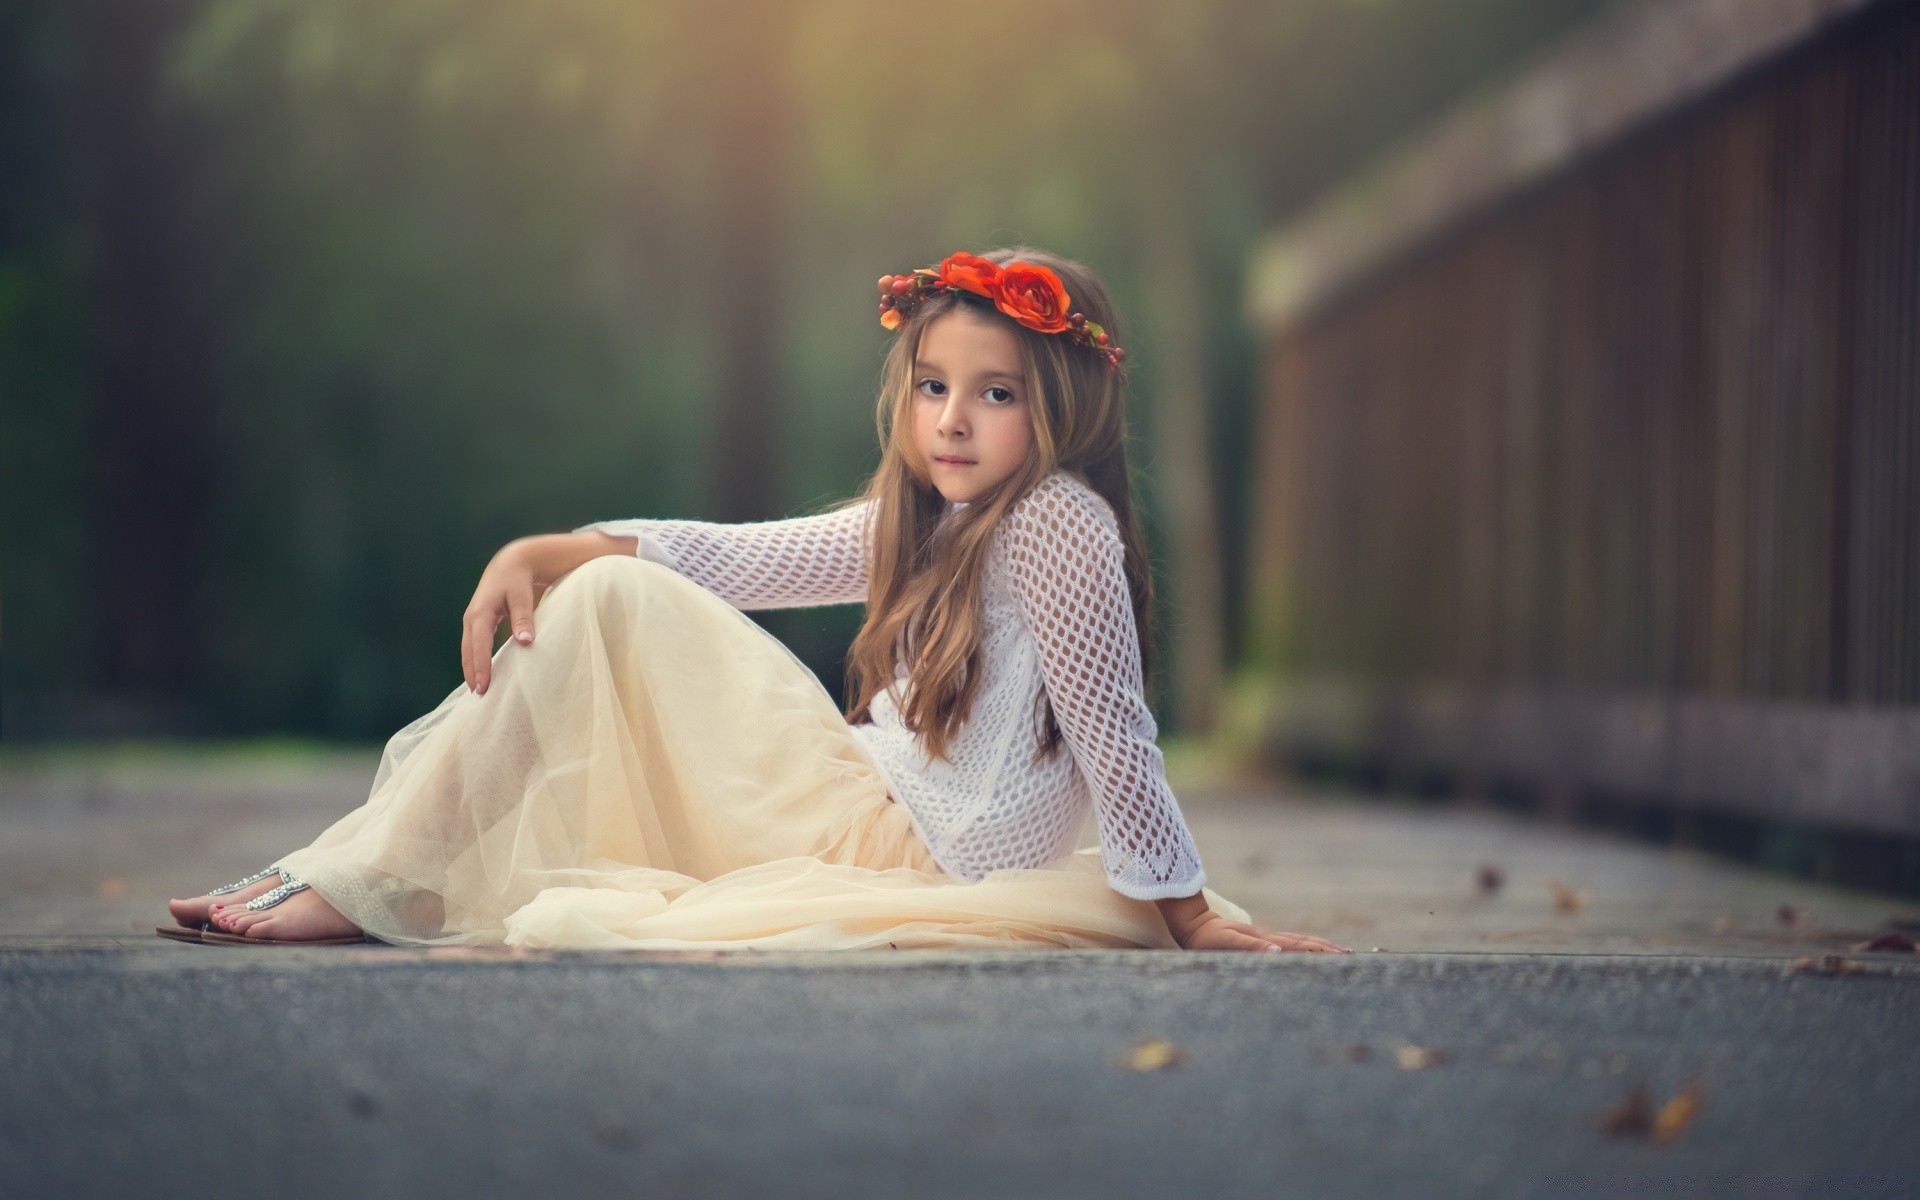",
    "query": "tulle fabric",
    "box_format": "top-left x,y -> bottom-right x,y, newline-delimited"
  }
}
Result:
273,554 -> 1249,951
